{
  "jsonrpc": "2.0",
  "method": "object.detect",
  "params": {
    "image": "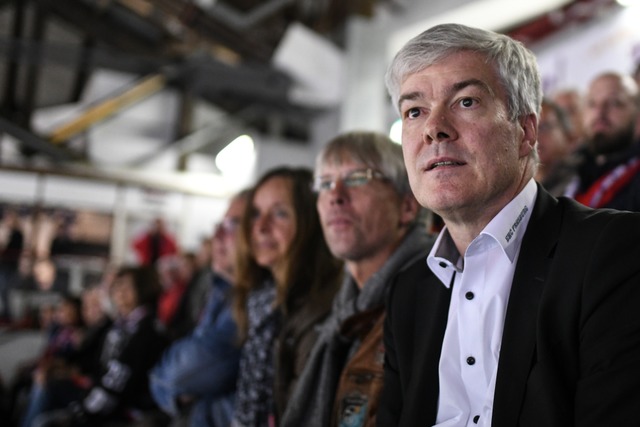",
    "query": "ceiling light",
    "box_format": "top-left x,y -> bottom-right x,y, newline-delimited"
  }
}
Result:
215,134 -> 256,183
